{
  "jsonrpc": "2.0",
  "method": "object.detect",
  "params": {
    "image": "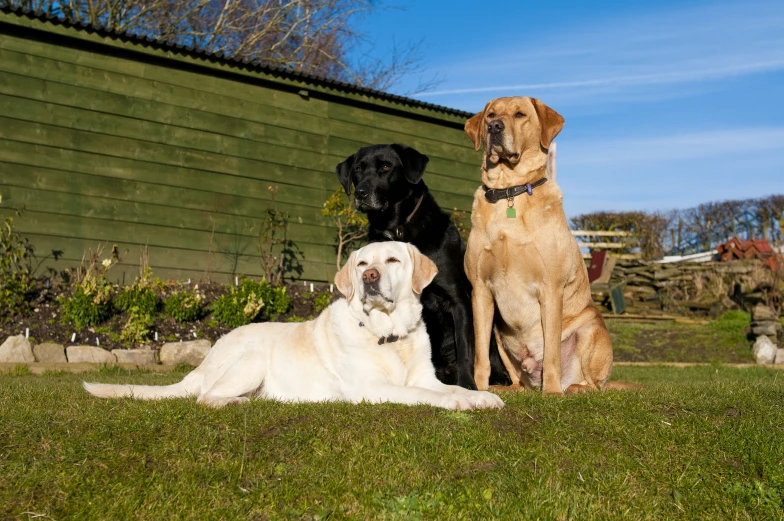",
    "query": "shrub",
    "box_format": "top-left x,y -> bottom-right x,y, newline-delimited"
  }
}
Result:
313,291 -> 332,314
254,185 -> 303,284
119,305 -> 155,345
322,188 -> 369,270
60,245 -> 117,329
211,279 -> 290,328
114,257 -> 161,343
115,286 -> 160,316
0,214 -> 35,319
60,285 -> 113,329
115,286 -> 159,345
165,289 -> 204,323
